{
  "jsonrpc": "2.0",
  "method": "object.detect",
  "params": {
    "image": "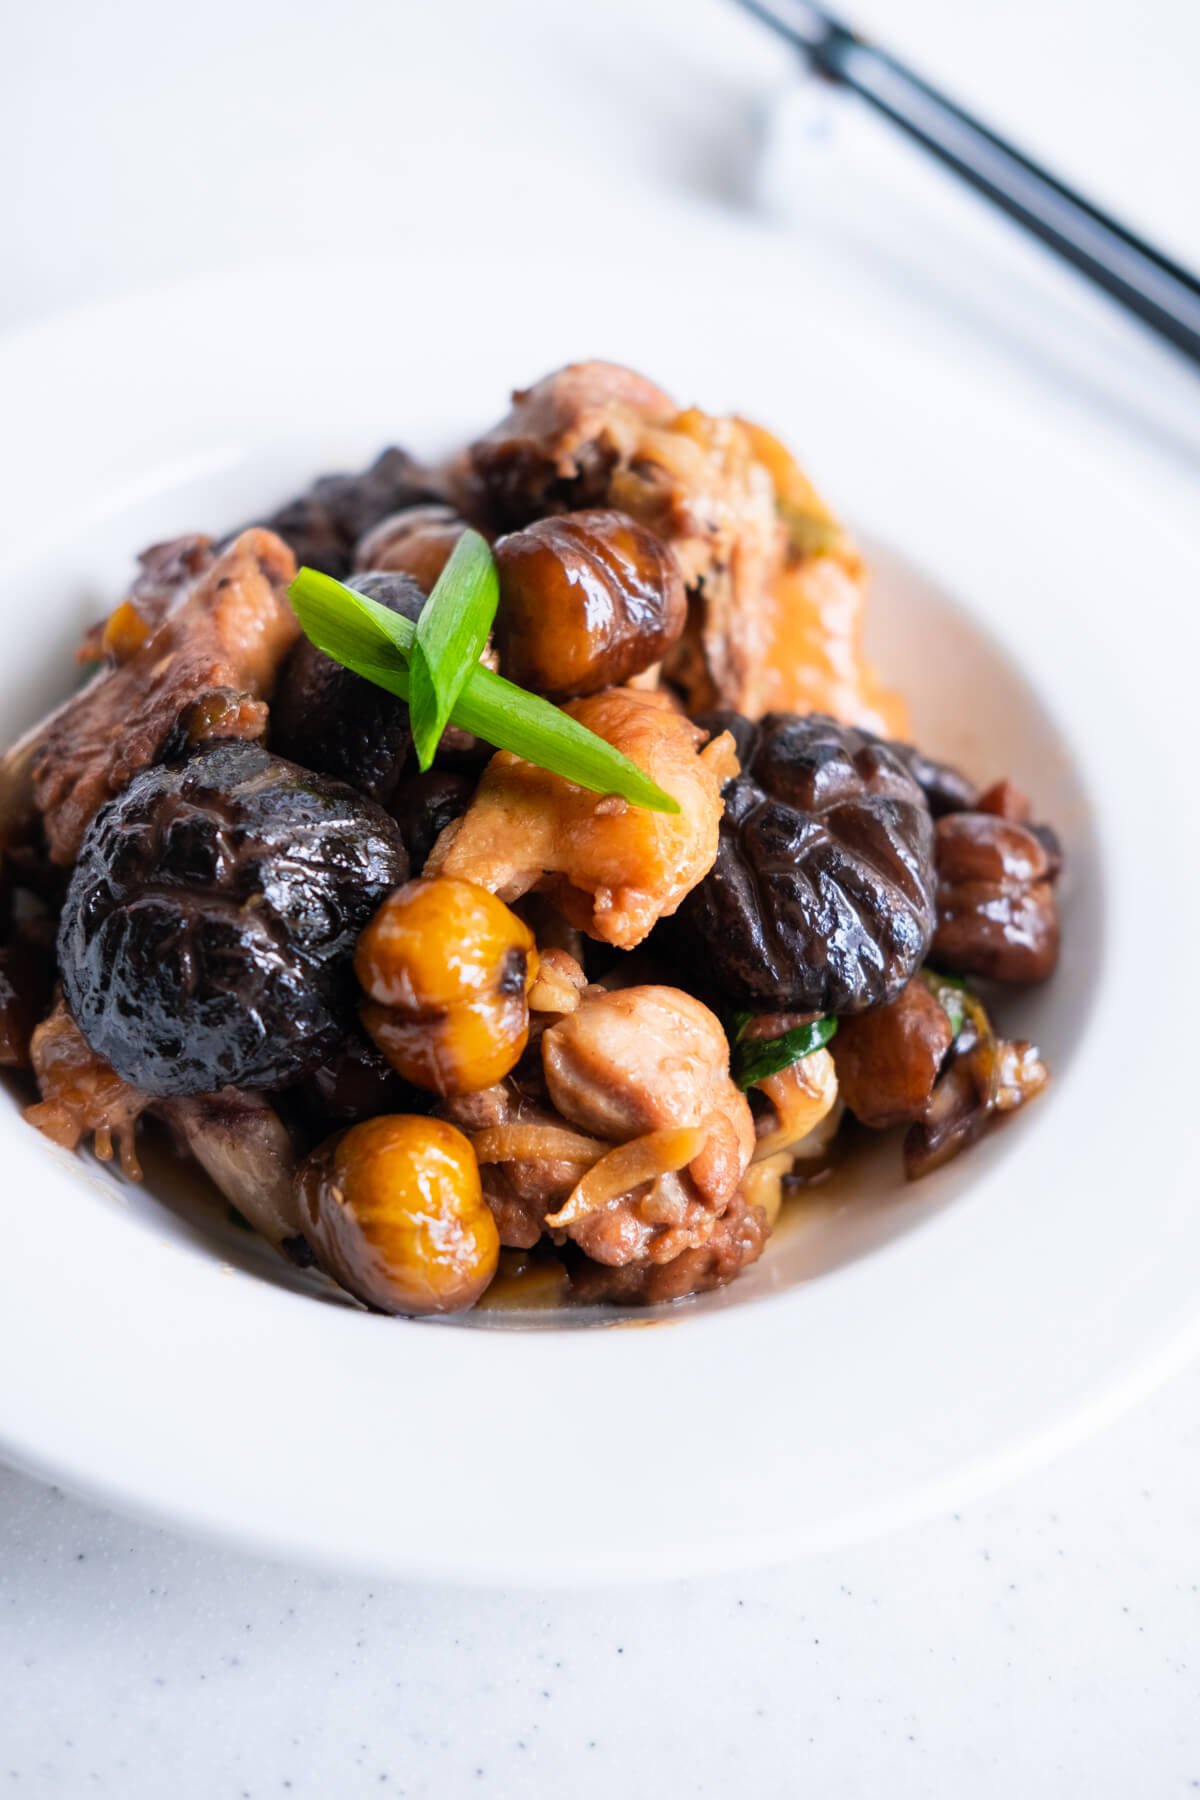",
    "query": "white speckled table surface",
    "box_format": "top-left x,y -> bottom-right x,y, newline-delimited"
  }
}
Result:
1,1 -> 1197,1792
